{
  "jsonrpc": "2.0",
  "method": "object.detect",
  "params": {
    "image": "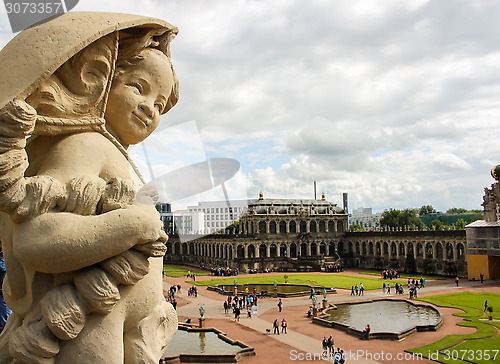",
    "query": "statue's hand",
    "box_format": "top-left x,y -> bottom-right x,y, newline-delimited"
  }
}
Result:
0,99 -> 37,138
125,203 -> 164,246
64,176 -> 107,215
134,230 -> 168,258
98,177 -> 135,213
